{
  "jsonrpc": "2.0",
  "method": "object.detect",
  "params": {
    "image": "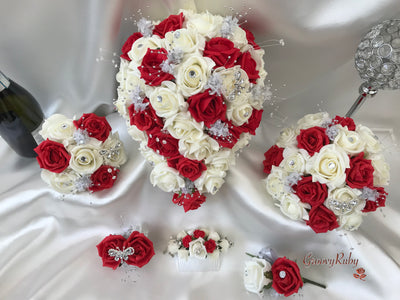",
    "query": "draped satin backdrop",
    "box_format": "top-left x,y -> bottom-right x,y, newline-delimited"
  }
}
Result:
1,0 -> 400,299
